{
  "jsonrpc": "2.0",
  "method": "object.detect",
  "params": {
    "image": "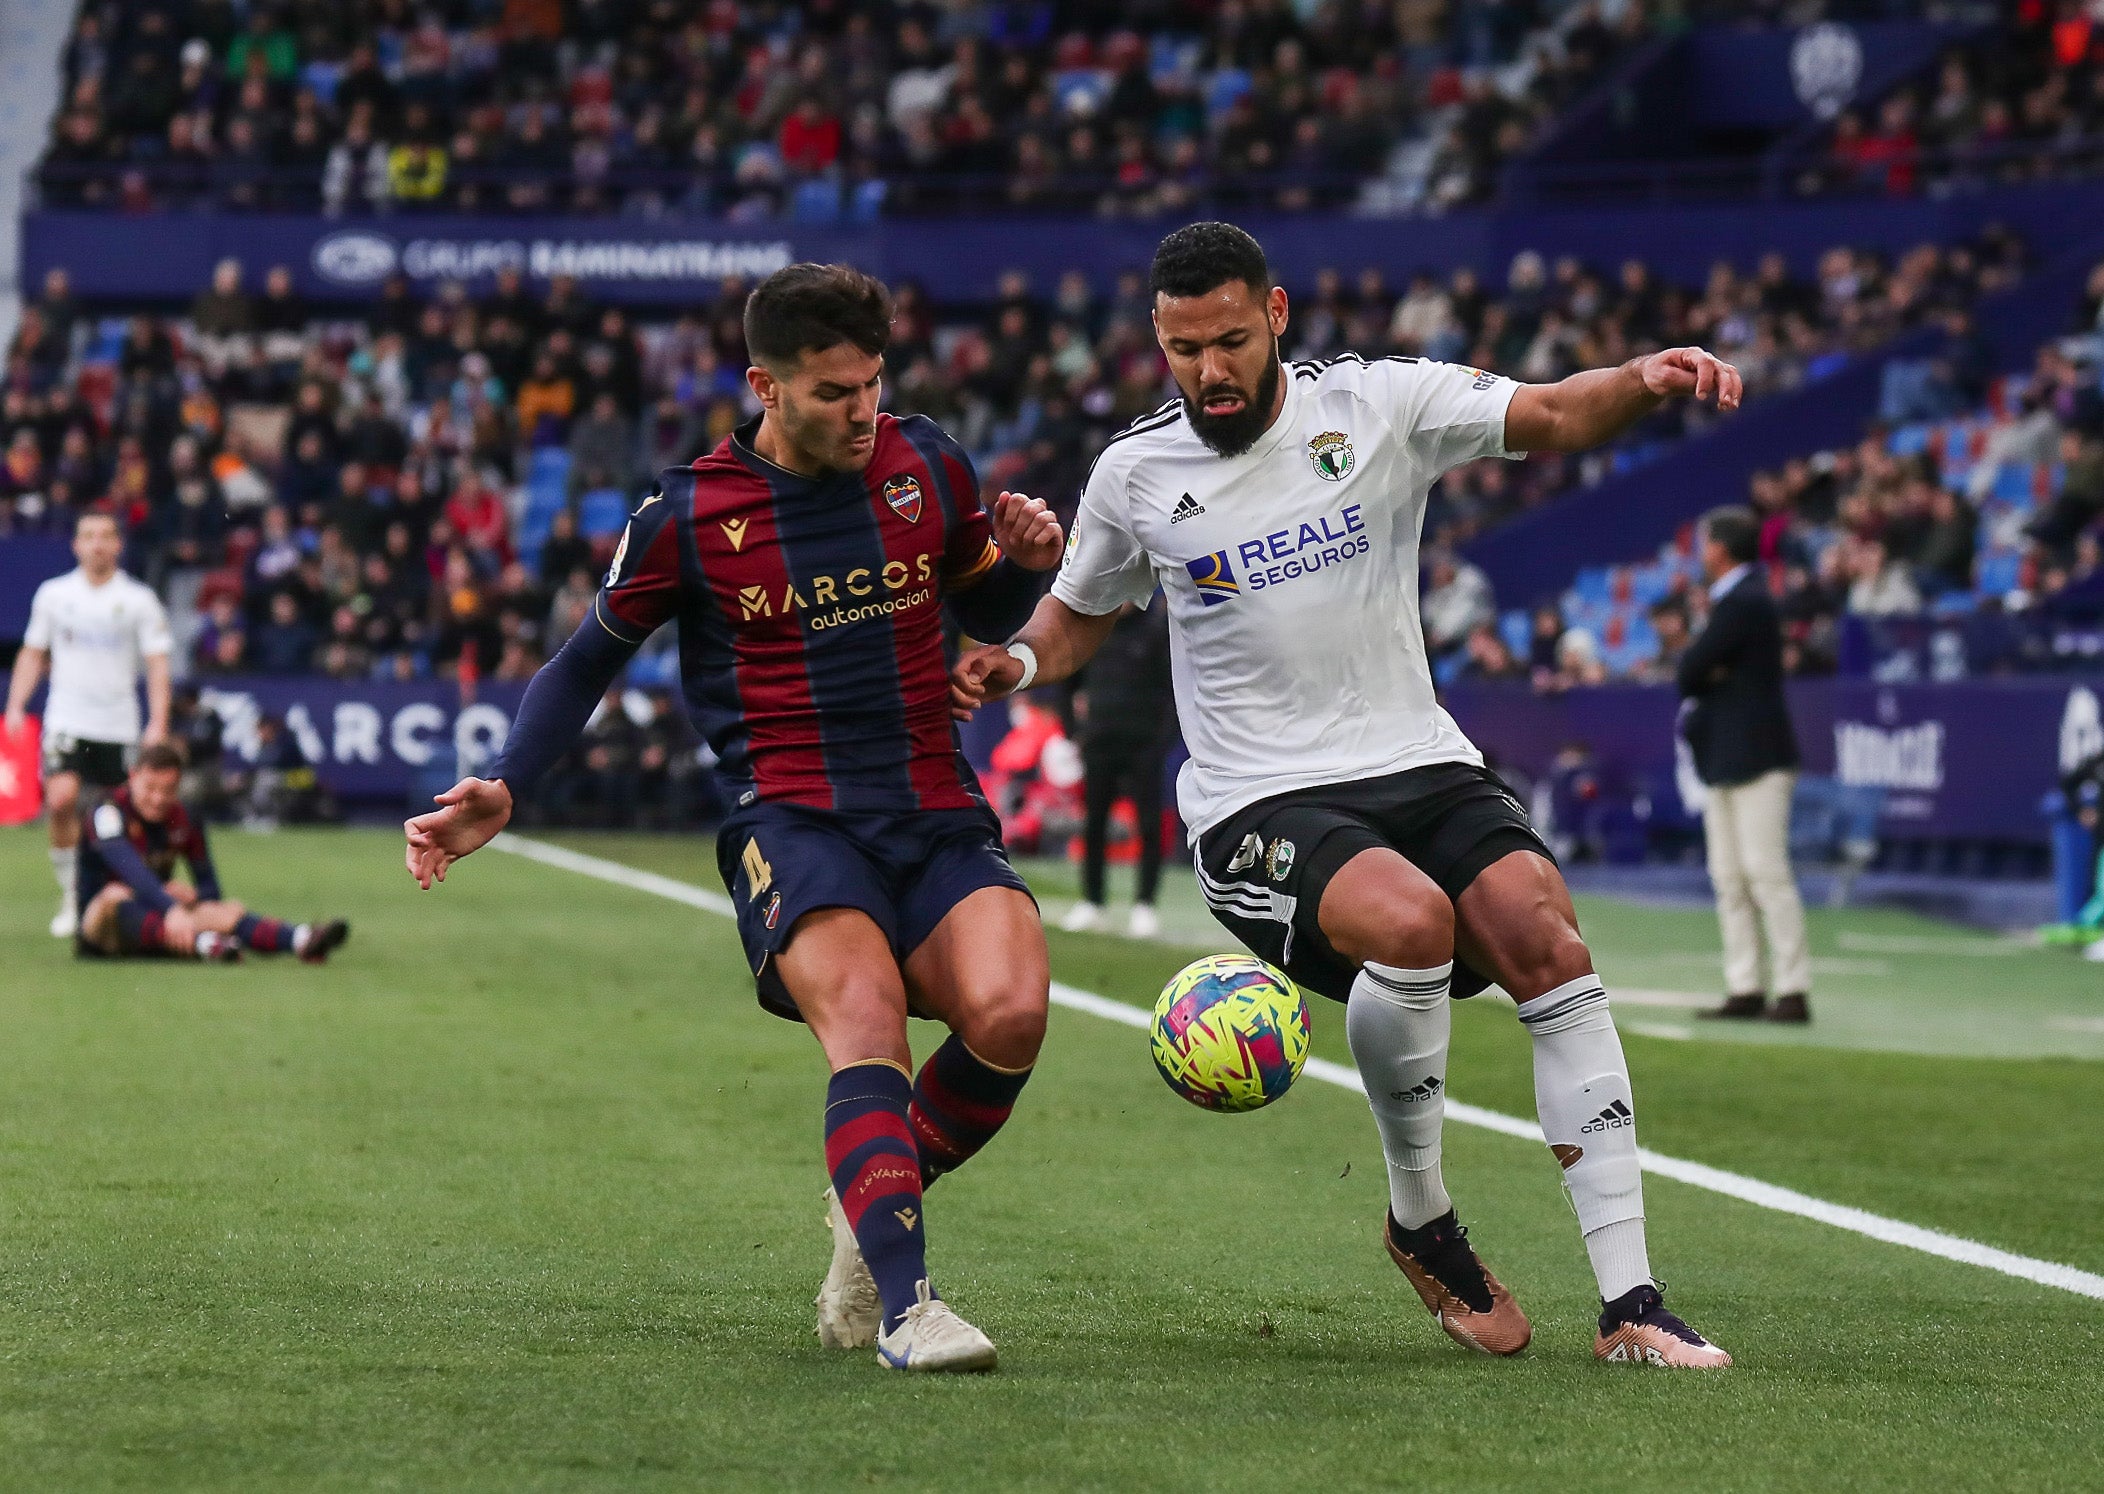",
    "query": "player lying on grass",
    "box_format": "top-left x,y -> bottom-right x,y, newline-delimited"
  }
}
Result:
404,264 -> 1063,1373
954,223 -> 1739,1368
75,741 -> 351,964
